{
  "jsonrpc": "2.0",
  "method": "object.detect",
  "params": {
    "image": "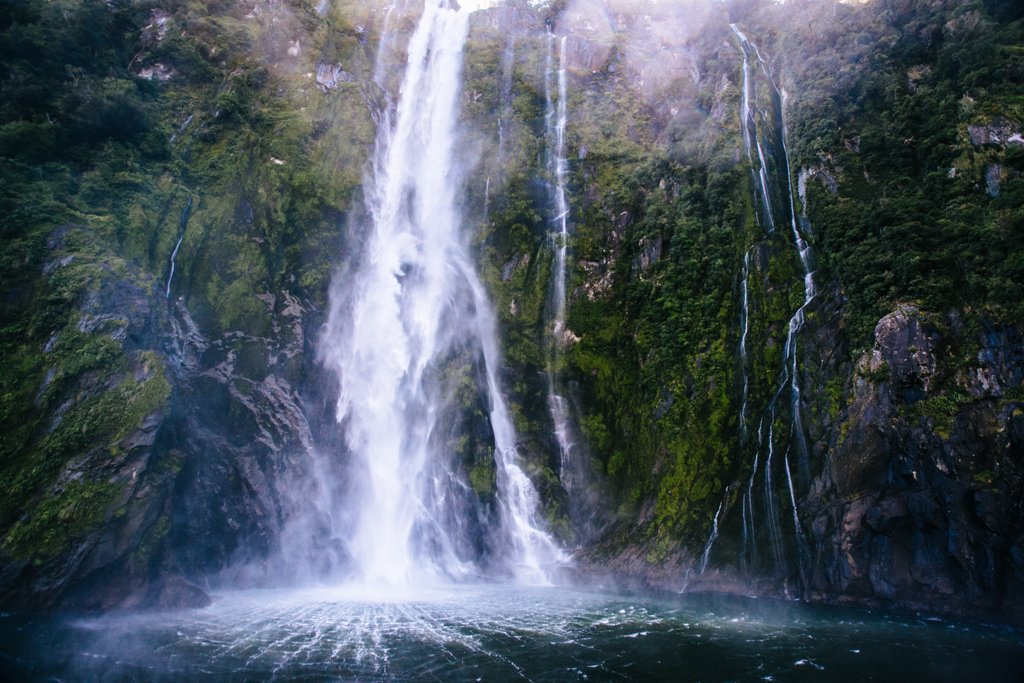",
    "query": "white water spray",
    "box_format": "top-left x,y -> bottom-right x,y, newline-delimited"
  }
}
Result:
738,249 -> 752,439
320,0 -> 561,587
698,494 -> 726,575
